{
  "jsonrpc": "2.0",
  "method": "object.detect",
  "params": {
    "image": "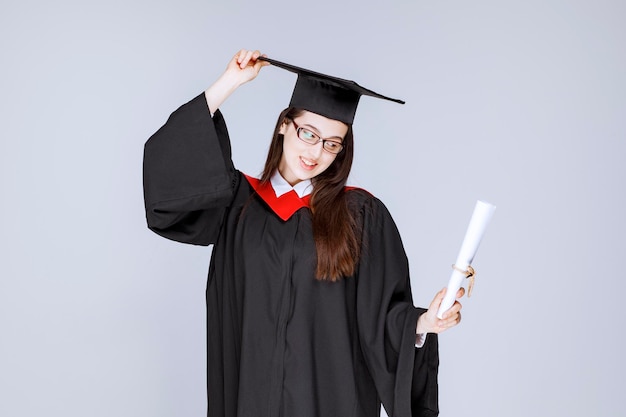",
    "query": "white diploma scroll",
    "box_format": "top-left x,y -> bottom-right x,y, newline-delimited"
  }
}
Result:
436,200 -> 496,319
